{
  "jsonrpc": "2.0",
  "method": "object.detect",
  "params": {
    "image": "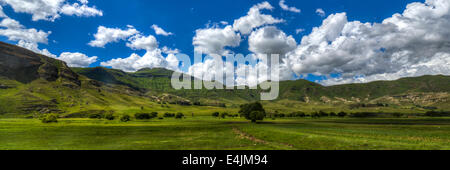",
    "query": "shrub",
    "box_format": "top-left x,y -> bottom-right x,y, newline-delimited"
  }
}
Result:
392,113 -> 403,118
311,112 -> 320,118
40,114 -> 58,123
329,112 -> 337,117
338,111 -> 347,117
176,113 -> 185,119
349,112 -> 377,118
220,112 -> 228,119
120,115 -> 131,122
105,113 -> 115,120
89,113 -> 103,119
164,113 -> 175,118
239,102 -> 266,122
212,112 -> 220,117
135,113 -> 151,120
319,111 -> 329,117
